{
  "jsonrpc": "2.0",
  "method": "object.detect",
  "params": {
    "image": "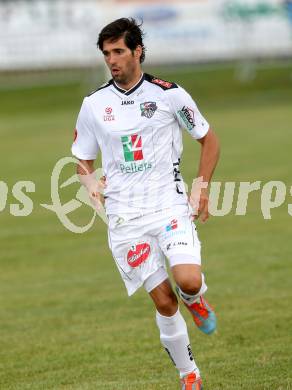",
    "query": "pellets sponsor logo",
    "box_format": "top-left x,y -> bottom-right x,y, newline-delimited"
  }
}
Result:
166,219 -> 178,232
122,100 -> 134,105
120,161 -> 152,174
140,101 -> 157,119
104,107 -> 115,121
127,242 -> 151,268
121,134 -> 144,162
120,134 -> 152,174
177,106 -> 195,131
